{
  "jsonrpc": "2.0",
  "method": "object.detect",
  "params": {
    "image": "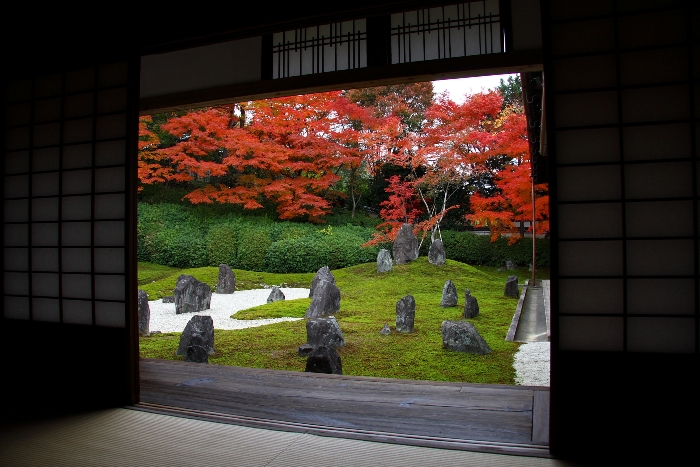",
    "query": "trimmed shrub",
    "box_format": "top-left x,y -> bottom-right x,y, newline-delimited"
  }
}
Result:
206,222 -> 243,268
237,225 -> 273,272
145,227 -> 208,268
265,235 -> 333,273
441,231 -> 550,267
